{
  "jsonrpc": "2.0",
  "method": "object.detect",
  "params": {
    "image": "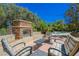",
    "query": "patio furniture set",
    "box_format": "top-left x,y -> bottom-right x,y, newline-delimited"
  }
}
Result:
1,37 -> 46,56
1,33 -> 79,56
48,34 -> 79,56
